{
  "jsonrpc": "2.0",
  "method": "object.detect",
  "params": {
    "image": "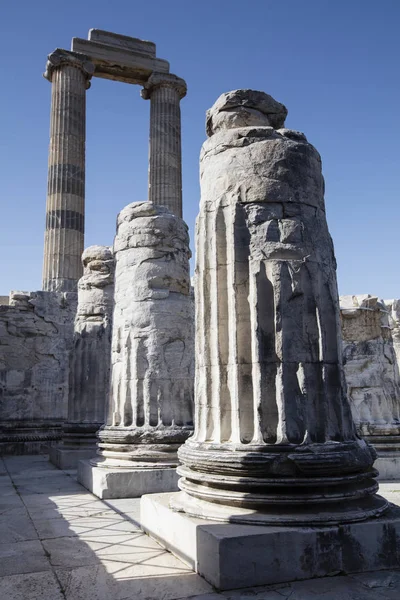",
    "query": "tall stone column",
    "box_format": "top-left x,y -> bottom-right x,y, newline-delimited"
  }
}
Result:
49,245 -> 115,469
42,49 -> 94,292
140,91 -> 399,590
172,91 -> 387,525
141,73 -> 187,218
78,202 -> 194,498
